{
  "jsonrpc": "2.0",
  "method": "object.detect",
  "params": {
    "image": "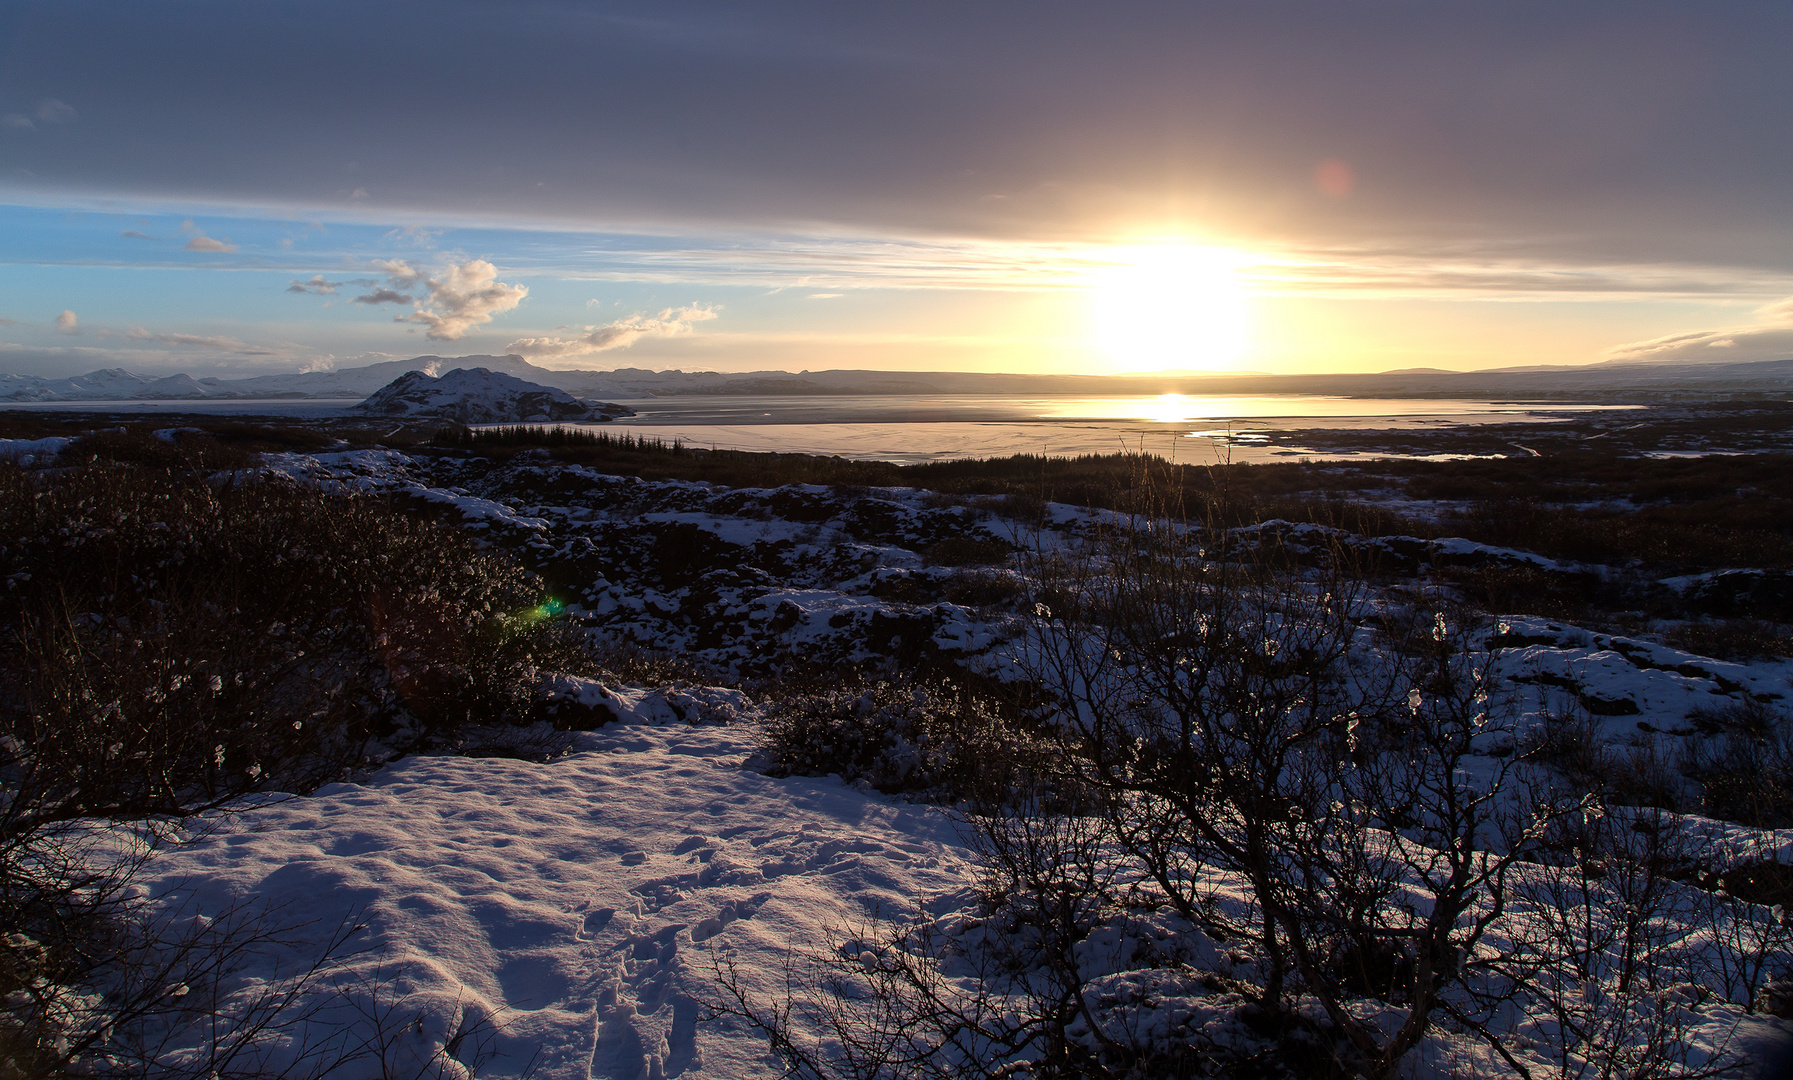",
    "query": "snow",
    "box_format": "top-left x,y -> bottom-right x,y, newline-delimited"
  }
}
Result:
56,443 -> 1793,1075
148,720 -> 975,1080
0,435 -> 73,464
